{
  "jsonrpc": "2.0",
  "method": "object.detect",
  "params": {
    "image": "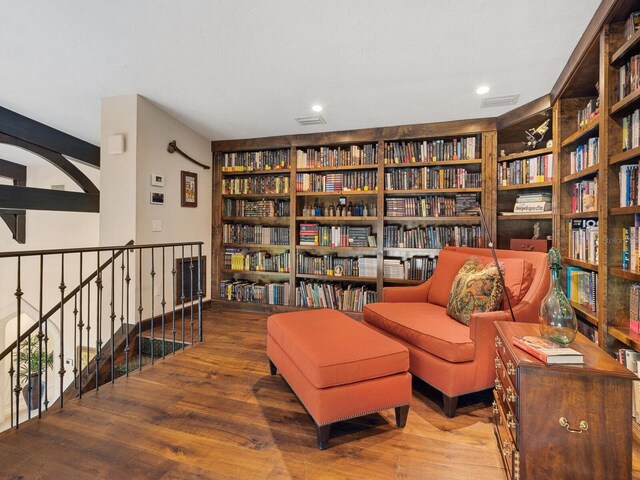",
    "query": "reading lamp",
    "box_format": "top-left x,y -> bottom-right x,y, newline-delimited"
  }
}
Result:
463,206 -> 516,322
